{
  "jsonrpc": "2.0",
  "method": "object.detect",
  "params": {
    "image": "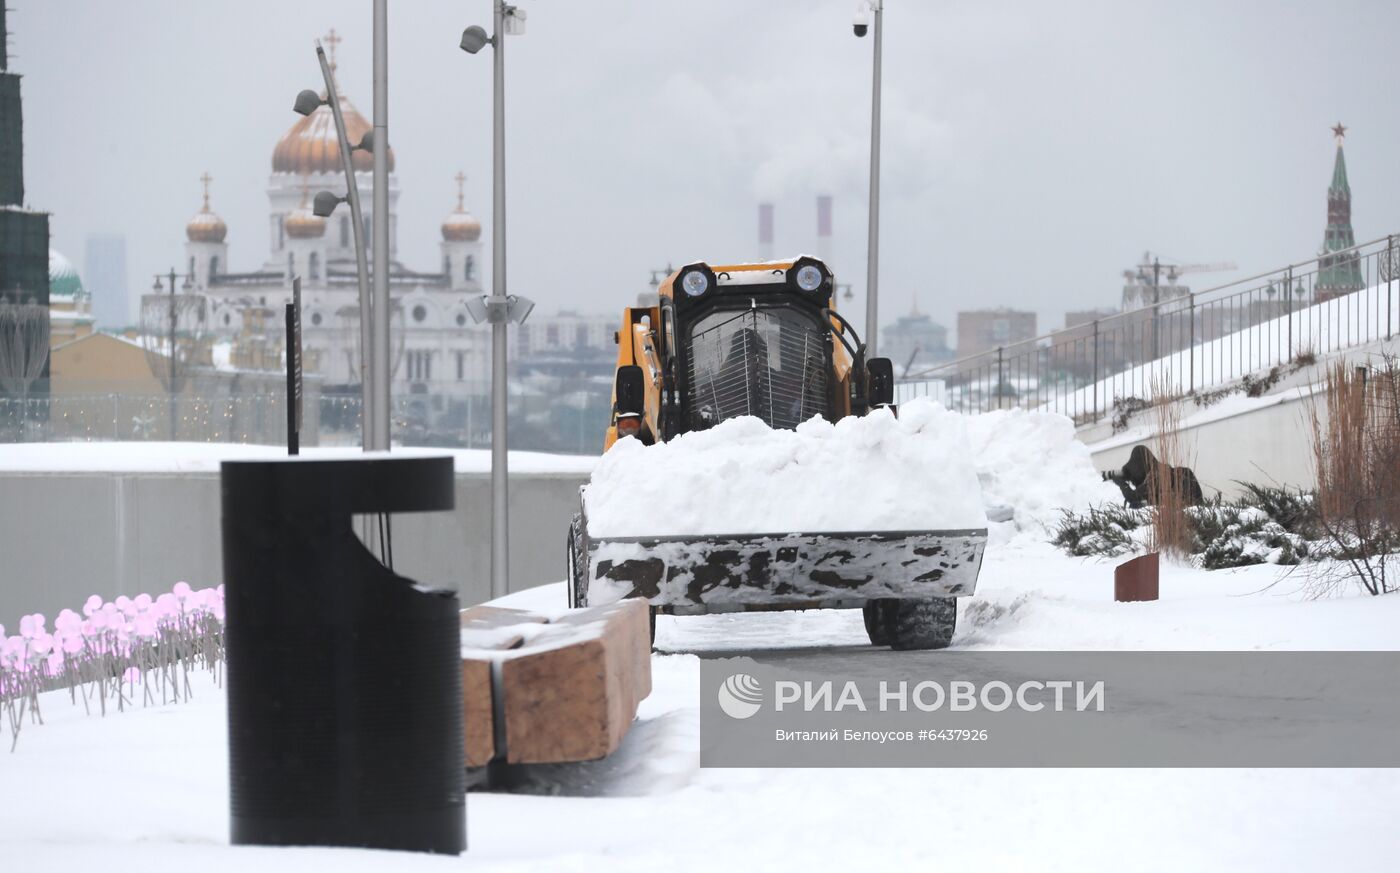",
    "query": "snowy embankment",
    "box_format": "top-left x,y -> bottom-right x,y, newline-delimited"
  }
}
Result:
1062,277 -> 1400,415
4,405 -> 1397,870
0,442 -> 598,474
